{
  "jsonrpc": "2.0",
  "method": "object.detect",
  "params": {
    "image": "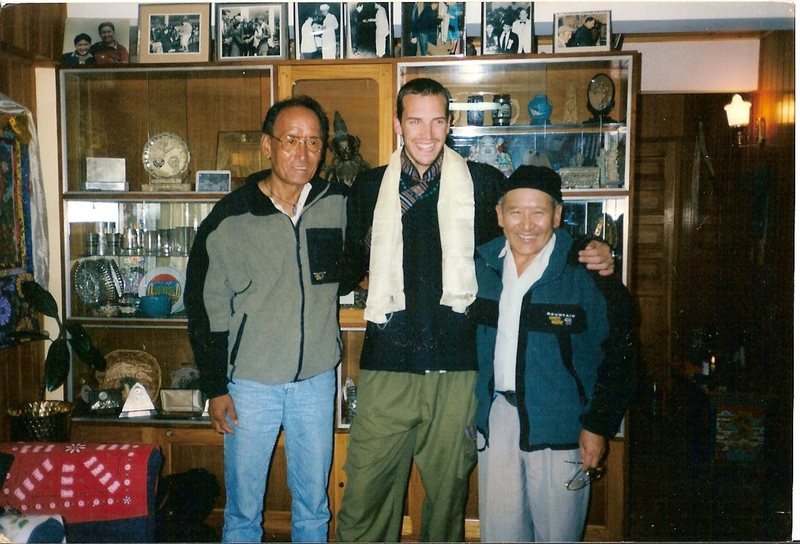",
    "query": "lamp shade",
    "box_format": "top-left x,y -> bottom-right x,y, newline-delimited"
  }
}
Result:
724,94 -> 752,127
